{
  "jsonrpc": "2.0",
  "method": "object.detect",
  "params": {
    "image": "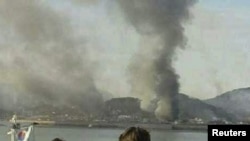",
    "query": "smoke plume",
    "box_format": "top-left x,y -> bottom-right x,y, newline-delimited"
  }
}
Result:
117,0 -> 196,120
0,0 -> 103,112
70,0 -> 99,5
